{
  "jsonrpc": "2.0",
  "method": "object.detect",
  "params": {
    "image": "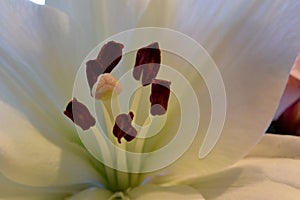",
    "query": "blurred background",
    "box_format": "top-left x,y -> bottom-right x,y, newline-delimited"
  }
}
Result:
267,53 -> 300,136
